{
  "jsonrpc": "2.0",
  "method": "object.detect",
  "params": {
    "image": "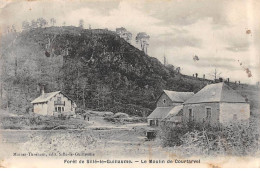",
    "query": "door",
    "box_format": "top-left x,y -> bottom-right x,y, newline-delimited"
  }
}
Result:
58,107 -> 61,113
